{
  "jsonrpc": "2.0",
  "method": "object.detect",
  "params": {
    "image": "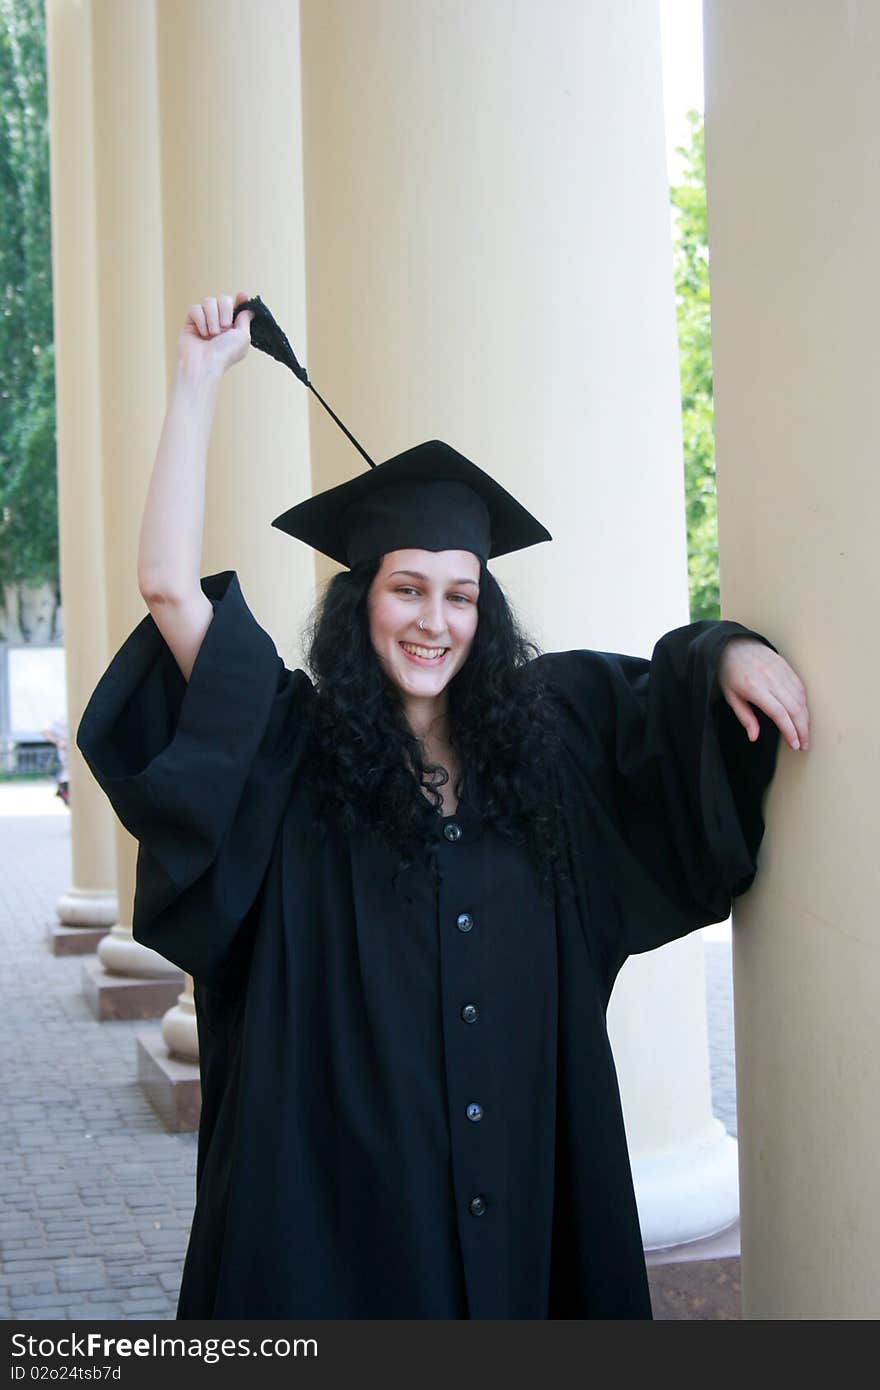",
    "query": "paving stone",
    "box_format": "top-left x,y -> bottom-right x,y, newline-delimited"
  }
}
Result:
139,1232 -> 187,1249
14,1308 -> 70,1320
107,1272 -> 168,1289
12,1245 -> 74,1258
9,1291 -> 73,1310
0,1272 -> 58,1291
66,1304 -> 123,1319
120,1298 -> 174,1315
57,1276 -> 112,1294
